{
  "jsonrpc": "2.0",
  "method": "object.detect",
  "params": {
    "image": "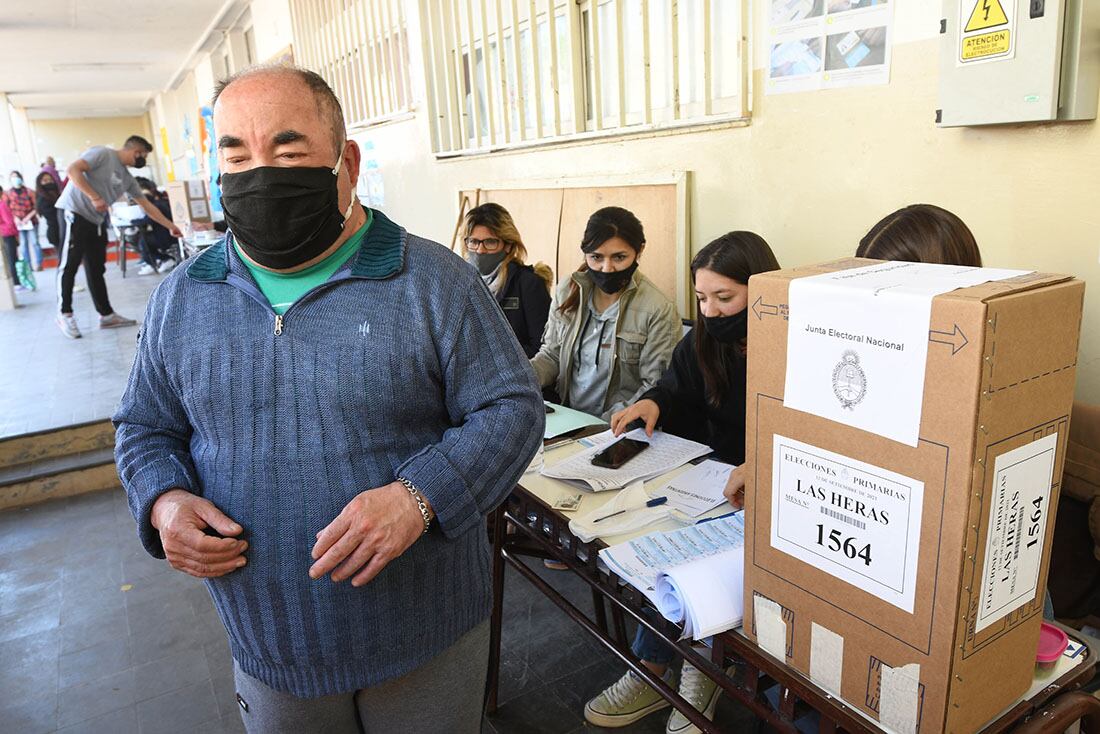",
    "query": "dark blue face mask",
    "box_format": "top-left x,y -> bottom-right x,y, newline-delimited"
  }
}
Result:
703,308 -> 748,344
